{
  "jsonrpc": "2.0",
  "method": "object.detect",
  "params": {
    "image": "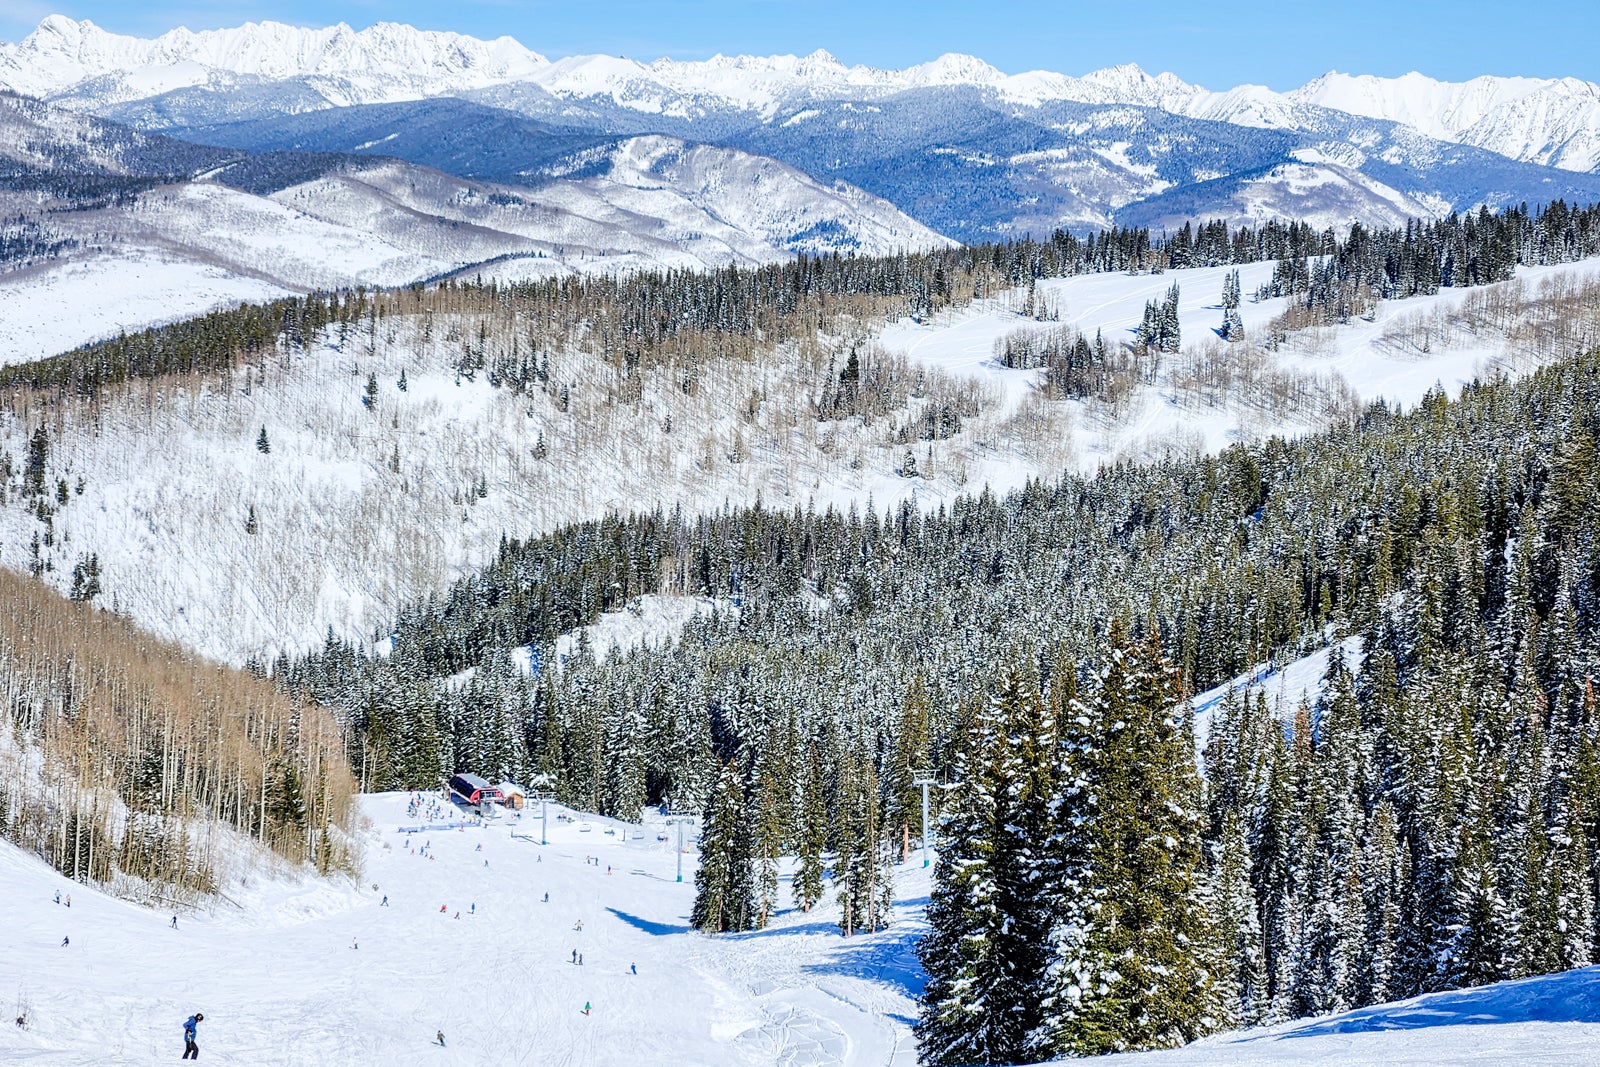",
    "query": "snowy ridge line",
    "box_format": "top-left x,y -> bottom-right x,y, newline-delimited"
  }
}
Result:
9,16 -> 1600,174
